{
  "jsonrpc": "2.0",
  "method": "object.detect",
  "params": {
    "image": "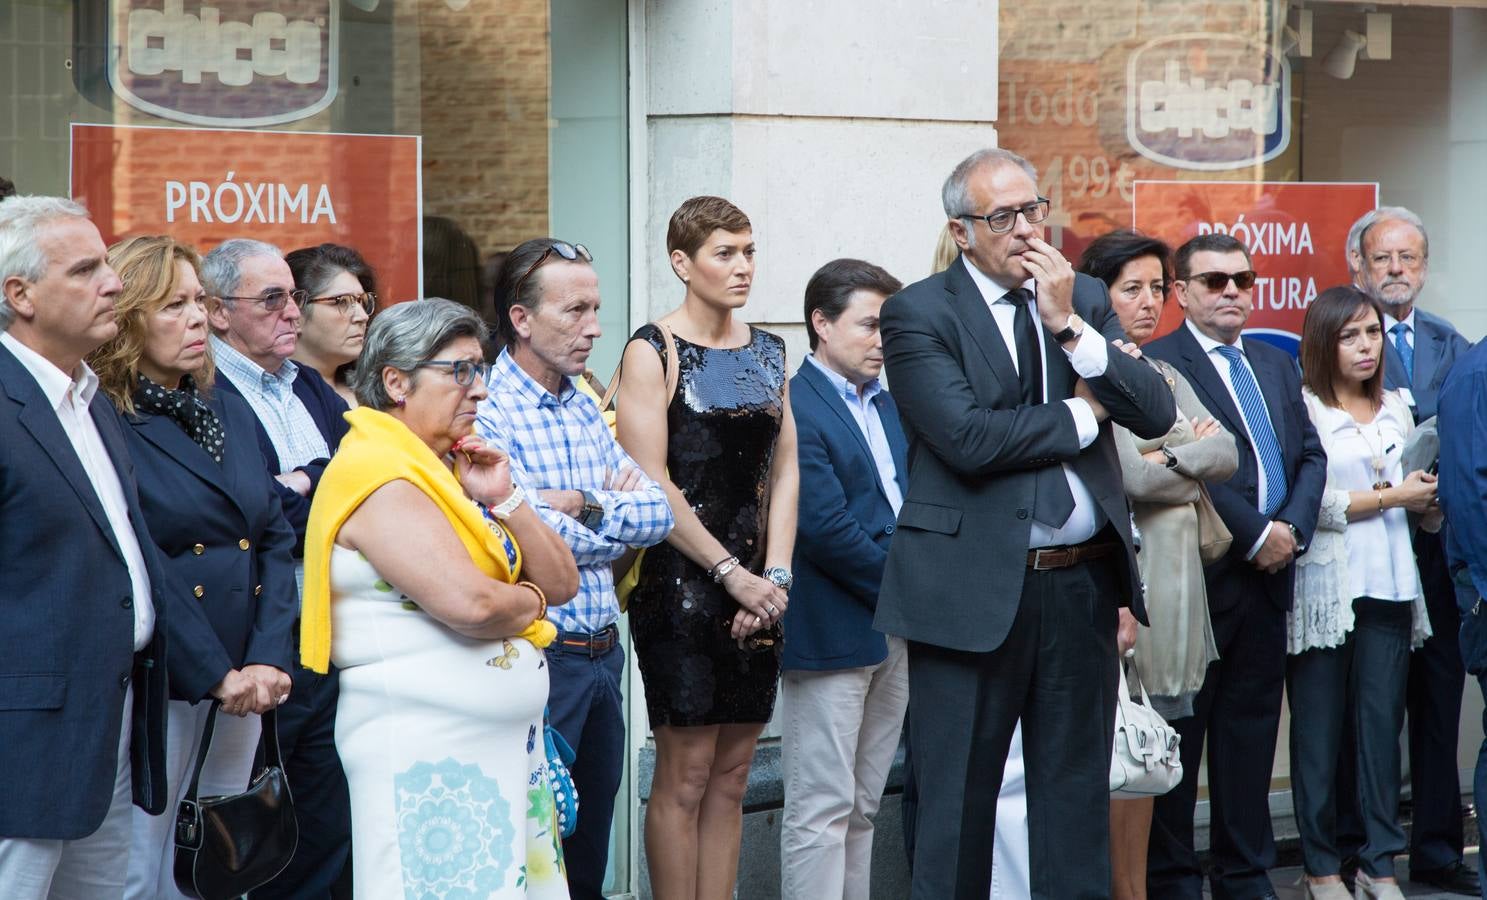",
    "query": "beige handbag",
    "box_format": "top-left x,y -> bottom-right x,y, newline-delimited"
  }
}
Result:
1194,483 -> 1232,564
